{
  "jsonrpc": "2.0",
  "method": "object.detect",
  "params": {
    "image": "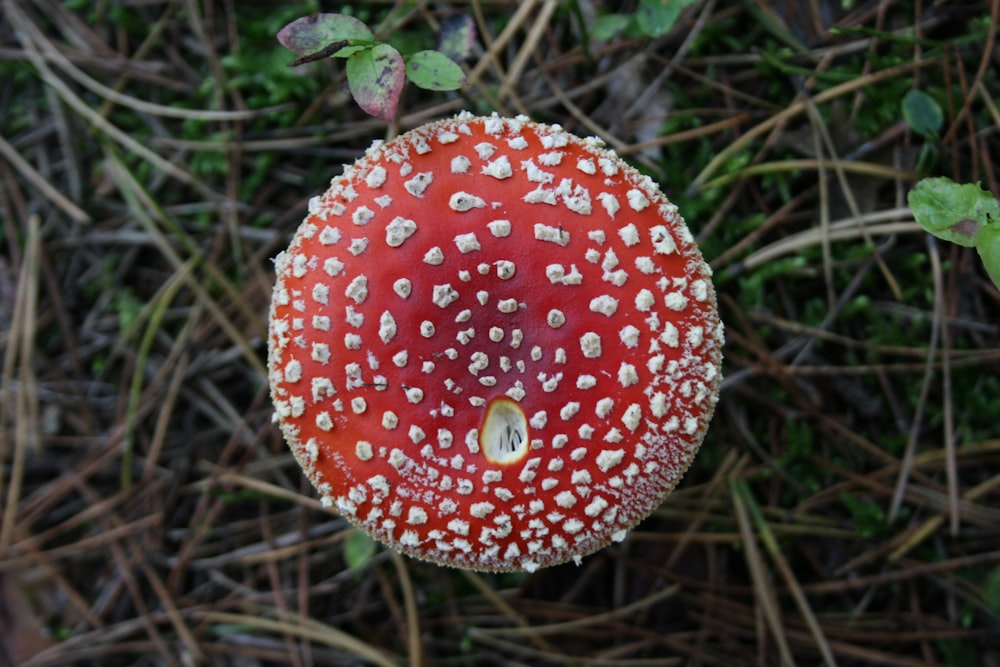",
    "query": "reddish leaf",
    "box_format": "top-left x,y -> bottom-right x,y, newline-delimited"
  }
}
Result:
277,13 -> 373,57
346,44 -> 405,121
